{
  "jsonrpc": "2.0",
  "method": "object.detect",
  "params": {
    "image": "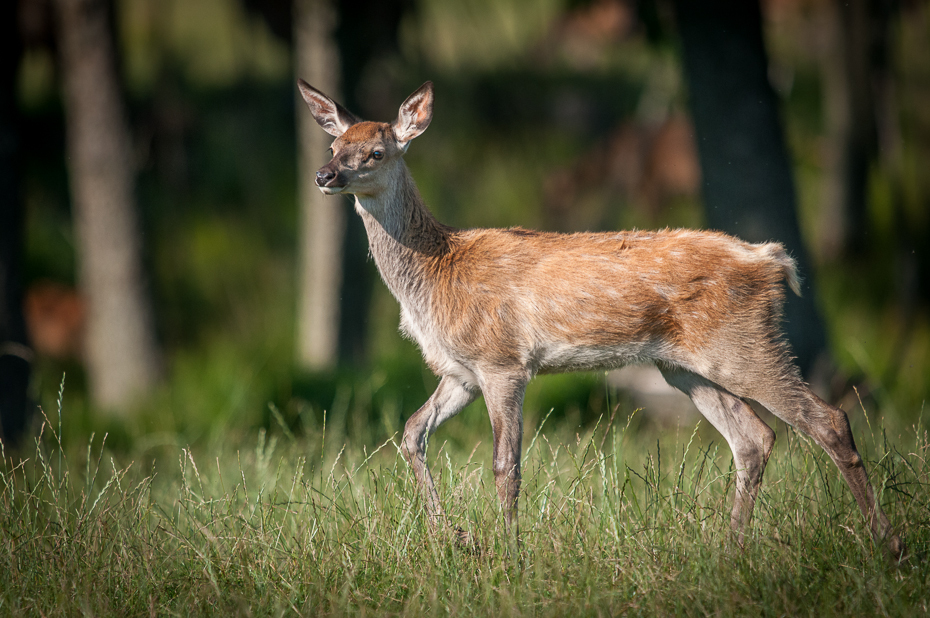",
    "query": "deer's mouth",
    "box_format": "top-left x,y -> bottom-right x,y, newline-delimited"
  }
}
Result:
318,185 -> 346,195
